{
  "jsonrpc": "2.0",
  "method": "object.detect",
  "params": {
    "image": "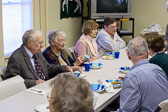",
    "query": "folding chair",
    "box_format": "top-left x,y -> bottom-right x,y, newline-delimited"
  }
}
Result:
0,75 -> 26,100
155,99 -> 168,112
